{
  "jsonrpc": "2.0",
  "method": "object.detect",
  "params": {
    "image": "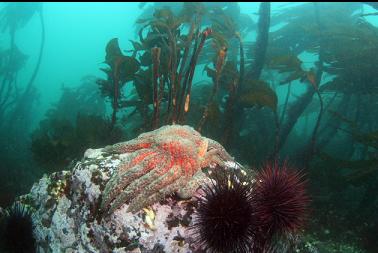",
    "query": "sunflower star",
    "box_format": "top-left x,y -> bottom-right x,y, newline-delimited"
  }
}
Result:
100,125 -> 233,215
